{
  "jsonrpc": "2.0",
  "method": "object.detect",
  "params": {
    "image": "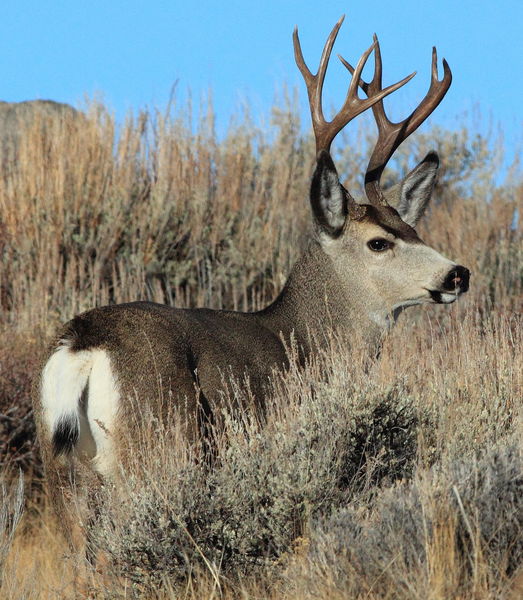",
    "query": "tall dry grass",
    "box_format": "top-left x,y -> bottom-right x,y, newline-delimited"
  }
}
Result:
0,94 -> 521,598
